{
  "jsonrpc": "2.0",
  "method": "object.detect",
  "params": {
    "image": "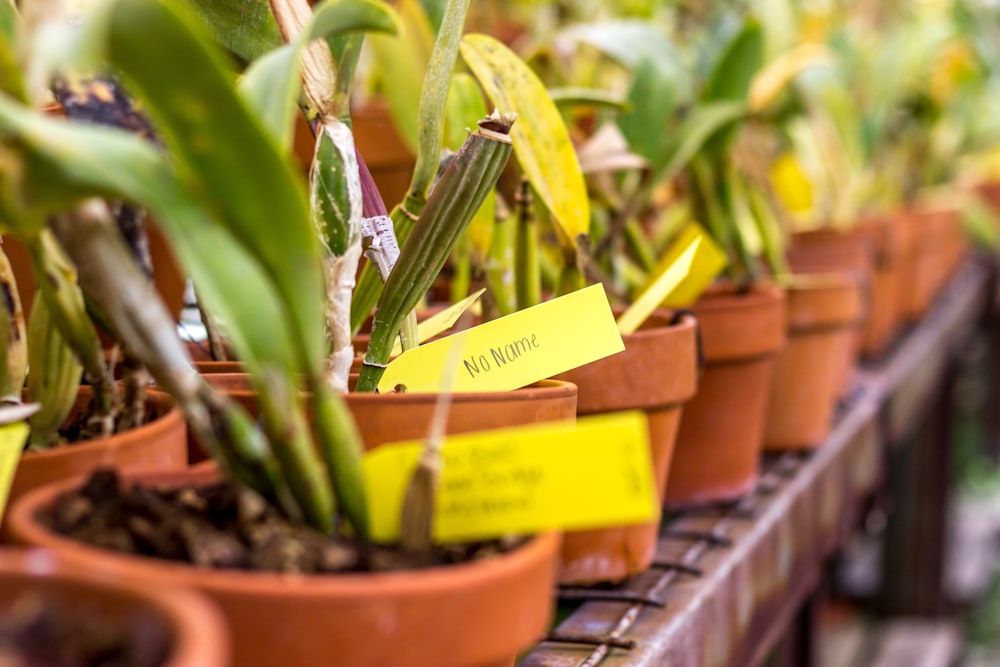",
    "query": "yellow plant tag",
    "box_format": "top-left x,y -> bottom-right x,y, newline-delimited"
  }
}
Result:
390,288 -> 485,356
0,422 -> 27,519
617,223 -> 727,334
378,284 -> 624,393
363,411 -> 658,543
